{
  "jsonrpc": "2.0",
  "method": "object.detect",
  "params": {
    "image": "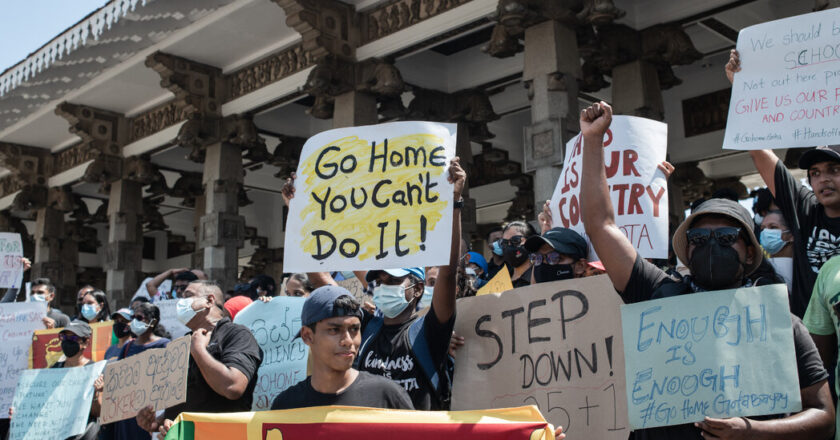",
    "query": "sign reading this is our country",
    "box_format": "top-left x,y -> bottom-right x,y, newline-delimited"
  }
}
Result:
233,297 -> 308,411
0,302 -> 46,418
550,115 -> 668,259
621,284 -> 801,429
724,9 -> 840,149
451,276 -> 628,440
284,121 -> 456,272
0,233 -> 23,288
